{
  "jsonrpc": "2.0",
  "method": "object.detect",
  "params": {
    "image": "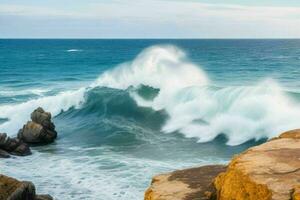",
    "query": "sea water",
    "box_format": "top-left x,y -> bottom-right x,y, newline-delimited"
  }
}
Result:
1,39 -> 300,199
